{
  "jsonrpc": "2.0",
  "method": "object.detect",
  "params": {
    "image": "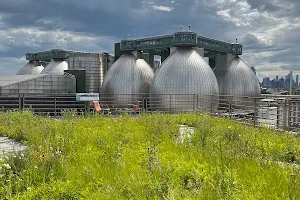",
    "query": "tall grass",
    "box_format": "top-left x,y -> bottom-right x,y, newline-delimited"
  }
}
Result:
0,111 -> 299,199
